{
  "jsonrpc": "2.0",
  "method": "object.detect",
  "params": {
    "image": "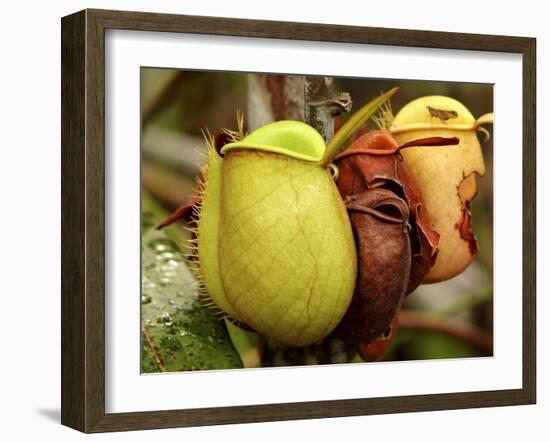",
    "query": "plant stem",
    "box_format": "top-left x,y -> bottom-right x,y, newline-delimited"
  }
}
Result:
304,76 -> 352,143
323,87 -> 399,163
